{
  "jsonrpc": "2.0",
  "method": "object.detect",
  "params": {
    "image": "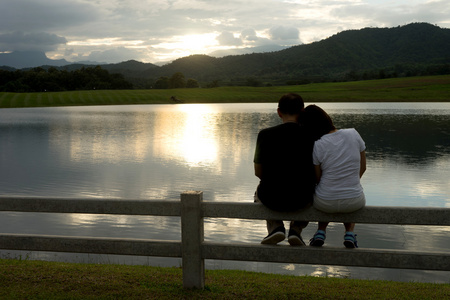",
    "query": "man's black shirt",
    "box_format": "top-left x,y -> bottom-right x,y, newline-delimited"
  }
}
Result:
254,122 -> 315,211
